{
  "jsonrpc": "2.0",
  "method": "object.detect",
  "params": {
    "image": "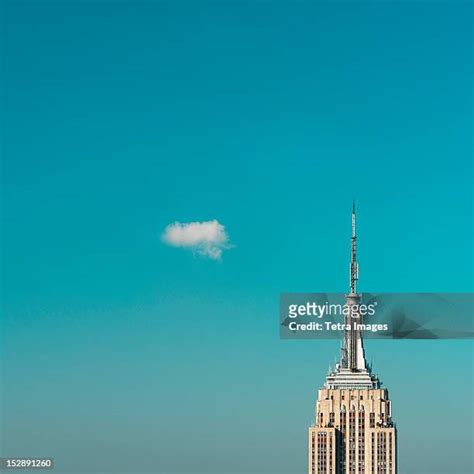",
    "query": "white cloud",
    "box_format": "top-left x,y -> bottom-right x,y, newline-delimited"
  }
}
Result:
162,220 -> 232,260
